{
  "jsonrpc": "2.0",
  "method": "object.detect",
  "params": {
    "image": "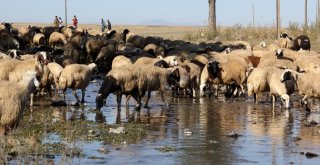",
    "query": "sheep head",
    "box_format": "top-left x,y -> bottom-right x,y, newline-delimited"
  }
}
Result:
35,51 -> 49,65
7,49 -> 22,59
96,76 -> 120,110
167,67 -> 180,87
24,70 -> 40,90
123,29 -> 130,35
88,63 -> 97,71
280,70 -> 292,83
275,49 -> 284,59
280,32 -> 289,38
207,61 -> 220,79
167,56 -> 178,67
154,60 -> 169,68
281,94 -> 290,110
259,41 -> 266,48
96,93 -> 106,110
